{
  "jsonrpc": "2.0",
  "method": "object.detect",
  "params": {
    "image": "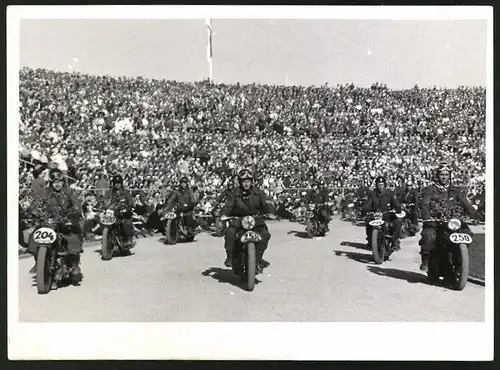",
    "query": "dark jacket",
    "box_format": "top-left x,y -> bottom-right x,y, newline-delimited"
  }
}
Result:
106,189 -> 134,210
27,187 -> 82,224
363,189 -> 401,214
420,184 -> 476,221
394,186 -> 406,204
355,186 -> 370,199
402,188 -> 419,206
306,188 -> 330,205
166,187 -> 197,213
217,188 -> 236,204
222,187 -> 273,218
